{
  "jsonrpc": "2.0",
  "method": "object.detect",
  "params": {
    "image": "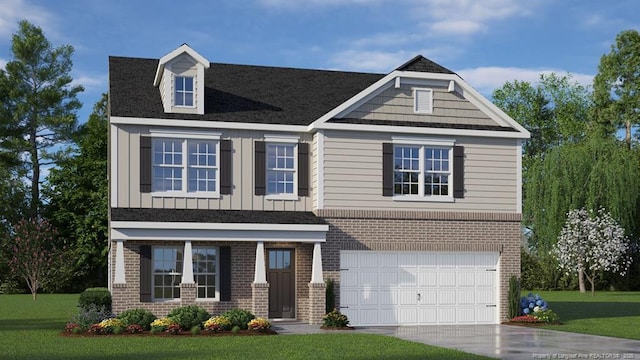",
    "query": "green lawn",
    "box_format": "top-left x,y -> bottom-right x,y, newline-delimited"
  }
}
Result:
0,294 -> 491,360
525,291 -> 640,340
